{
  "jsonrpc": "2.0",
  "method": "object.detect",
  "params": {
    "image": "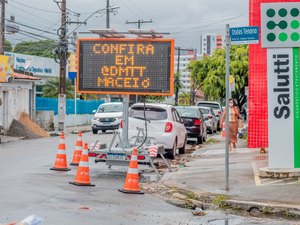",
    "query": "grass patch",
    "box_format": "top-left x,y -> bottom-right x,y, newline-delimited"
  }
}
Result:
206,138 -> 219,144
186,192 -> 196,200
212,195 -> 228,207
